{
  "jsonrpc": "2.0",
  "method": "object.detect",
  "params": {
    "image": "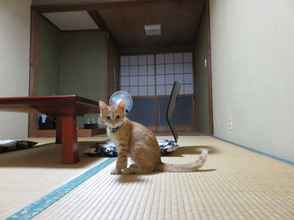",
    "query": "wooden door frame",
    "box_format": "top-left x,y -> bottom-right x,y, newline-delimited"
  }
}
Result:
28,8 -> 62,138
28,8 -> 118,137
193,0 -> 214,135
207,0 -> 214,135
29,2 -> 214,136
28,8 -> 40,137
118,51 -> 196,133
